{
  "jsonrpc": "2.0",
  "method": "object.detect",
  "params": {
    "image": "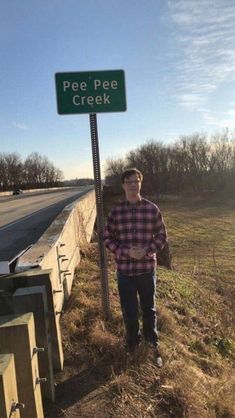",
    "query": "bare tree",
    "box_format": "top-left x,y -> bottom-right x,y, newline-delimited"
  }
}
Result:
104,157 -> 126,192
0,153 -> 7,190
175,134 -> 210,192
0,151 -> 64,190
4,152 -> 23,189
209,130 -> 235,190
23,152 -> 63,187
104,131 -> 235,195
